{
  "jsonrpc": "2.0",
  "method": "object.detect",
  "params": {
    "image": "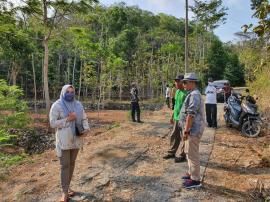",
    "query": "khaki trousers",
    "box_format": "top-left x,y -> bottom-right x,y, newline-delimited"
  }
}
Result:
59,149 -> 79,193
168,121 -> 185,156
185,135 -> 201,181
